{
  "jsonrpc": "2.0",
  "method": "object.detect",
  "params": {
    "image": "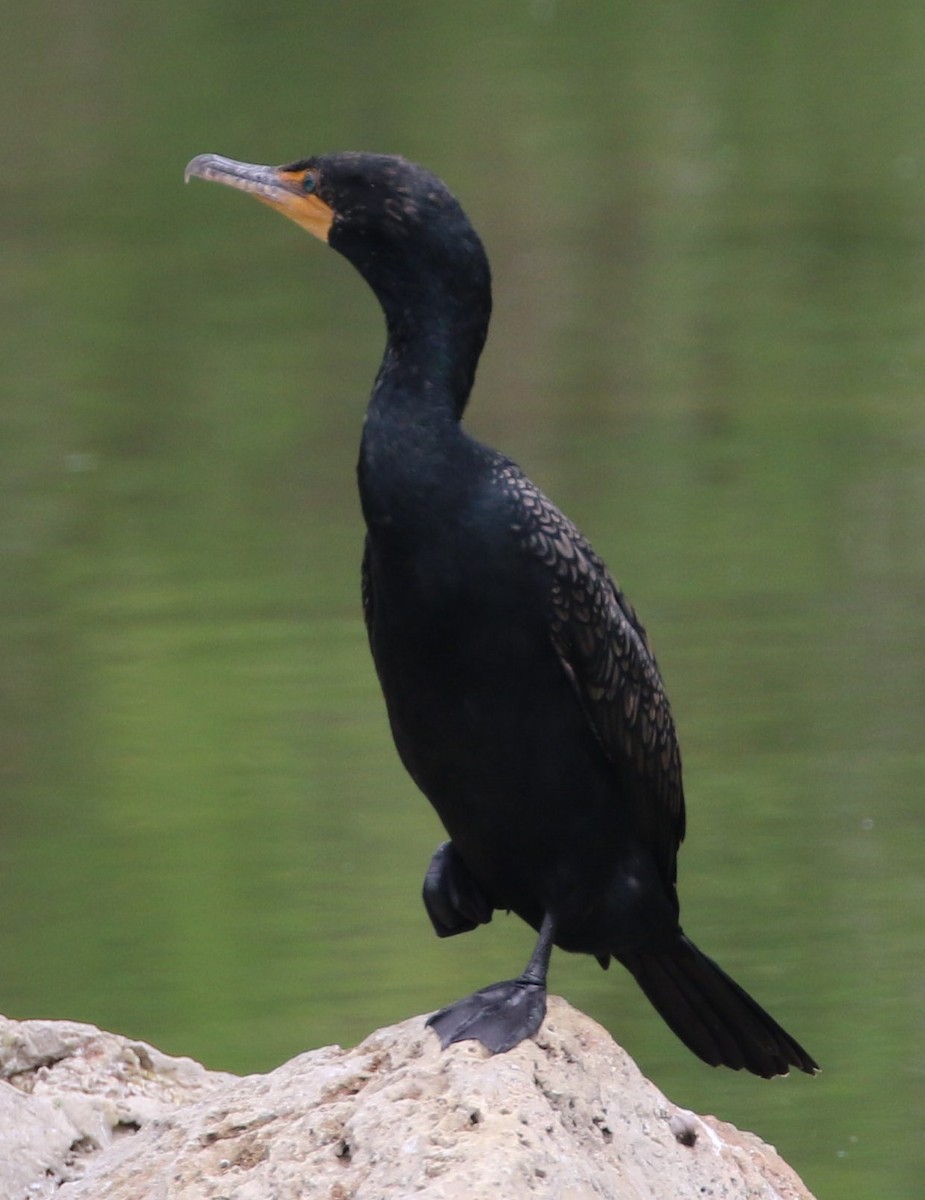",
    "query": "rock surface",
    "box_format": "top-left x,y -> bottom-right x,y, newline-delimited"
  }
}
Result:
1,998 -> 817,1199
